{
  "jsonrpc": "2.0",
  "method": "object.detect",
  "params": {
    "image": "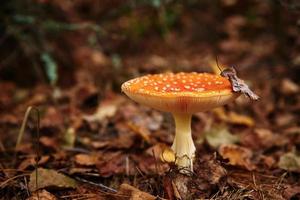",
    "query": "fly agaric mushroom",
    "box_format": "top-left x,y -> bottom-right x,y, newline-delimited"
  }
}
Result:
121,72 -> 240,172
